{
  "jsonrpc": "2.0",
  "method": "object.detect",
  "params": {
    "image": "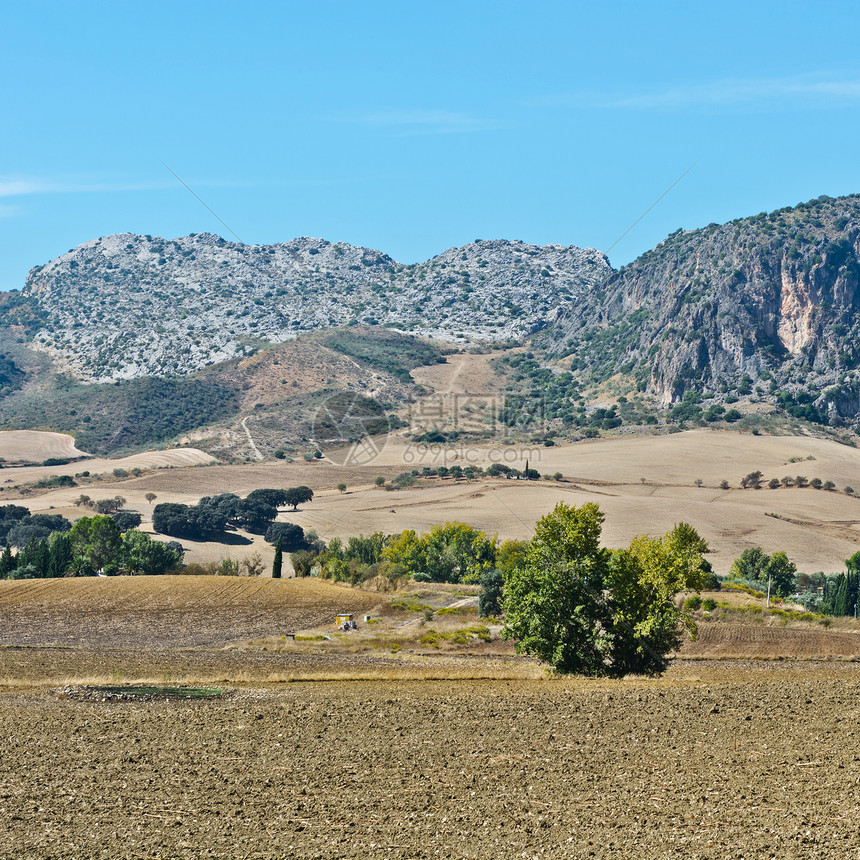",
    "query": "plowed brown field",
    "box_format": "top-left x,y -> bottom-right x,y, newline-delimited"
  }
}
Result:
3,577 -> 860,859
0,576 -> 379,649
2,668 -> 860,859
